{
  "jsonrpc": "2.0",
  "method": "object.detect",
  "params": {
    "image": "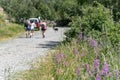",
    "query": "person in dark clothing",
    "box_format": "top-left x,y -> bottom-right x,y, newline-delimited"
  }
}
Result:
40,21 -> 47,38
24,19 -> 31,38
